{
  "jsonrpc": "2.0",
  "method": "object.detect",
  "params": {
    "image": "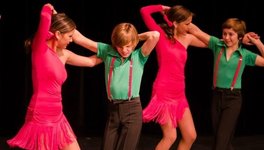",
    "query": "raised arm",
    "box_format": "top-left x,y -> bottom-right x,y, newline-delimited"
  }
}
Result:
32,3 -> 54,52
140,5 -> 164,32
73,29 -> 98,53
65,50 -> 102,67
188,23 -> 211,47
246,34 -> 264,66
139,31 -> 160,56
